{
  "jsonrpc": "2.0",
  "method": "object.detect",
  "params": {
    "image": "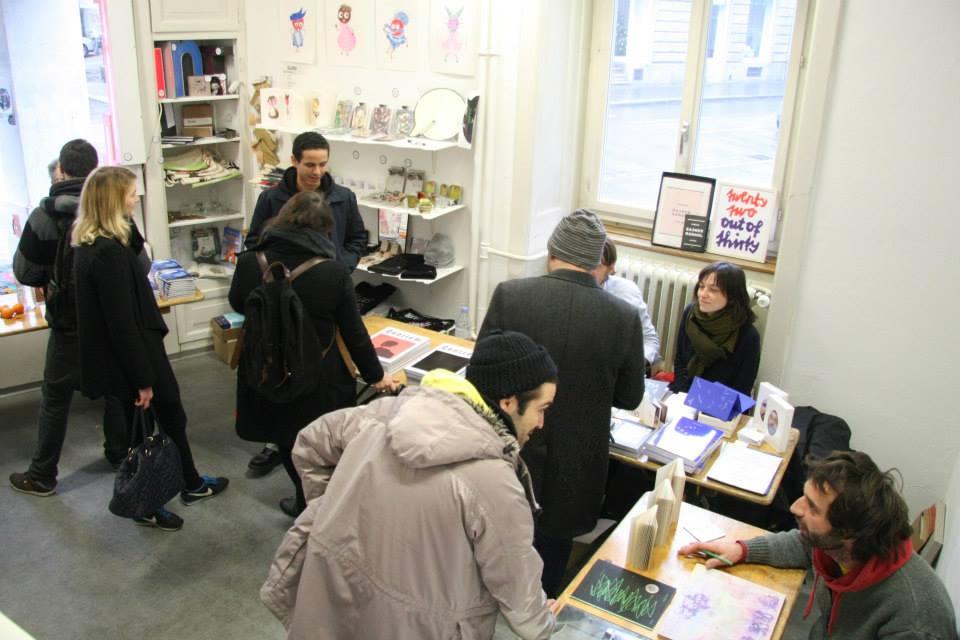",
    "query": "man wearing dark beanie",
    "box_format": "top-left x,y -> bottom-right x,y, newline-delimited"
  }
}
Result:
478,208 -> 646,597
262,331 -> 560,639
